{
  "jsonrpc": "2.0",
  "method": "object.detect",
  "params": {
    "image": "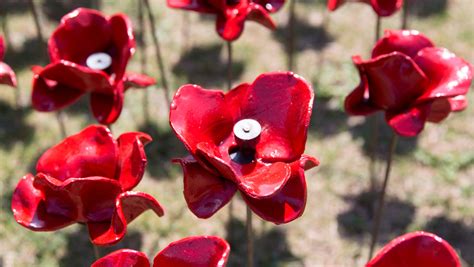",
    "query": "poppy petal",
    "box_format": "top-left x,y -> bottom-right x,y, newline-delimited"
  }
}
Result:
0,62 -> 17,87
109,14 -> 134,80
216,10 -> 247,41
369,0 -> 403,17
385,104 -> 430,137
87,191 -> 164,246
167,0 -> 217,12
414,47 -> 473,103
11,174 -> 75,231
327,0 -> 345,11
124,73 -> 156,89
90,83 -> 125,124
116,132 -> 152,191
300,154 -> 320,170
345,56 -> 380,115
426,98 -> 451,123
361,52 -> 428,110
246,3 -> 276,30
153,236 -> 230,267
366,231 -> 461,267
372,30 -> 434,59
92,249 -> 150,267
241,162 -> 307,224
36,125 -> 118,181
448,95 -> 467,111
169,84 -> 234,155
0,36 -> 4,60
175,156 -> 237,219
254,0 -> 285,12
